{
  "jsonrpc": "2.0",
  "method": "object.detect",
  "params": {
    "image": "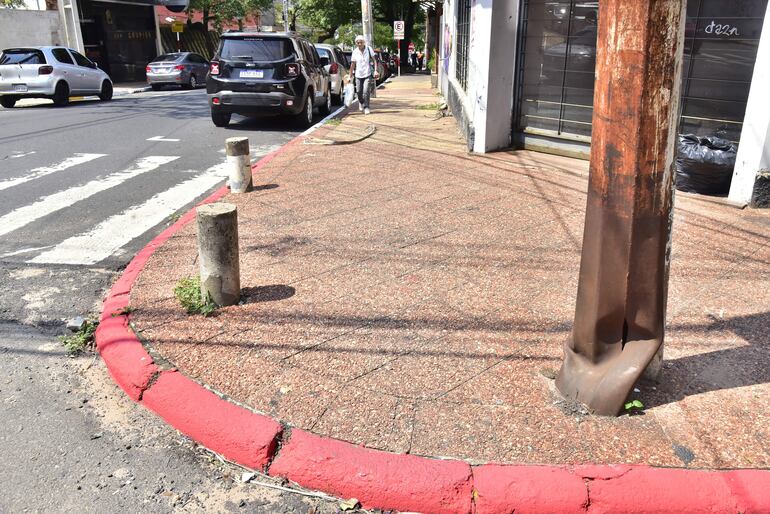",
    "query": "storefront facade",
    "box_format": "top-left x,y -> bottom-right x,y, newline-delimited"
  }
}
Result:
439,0 -> 770,205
